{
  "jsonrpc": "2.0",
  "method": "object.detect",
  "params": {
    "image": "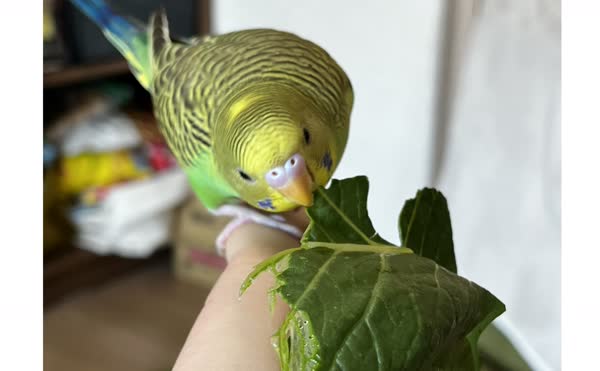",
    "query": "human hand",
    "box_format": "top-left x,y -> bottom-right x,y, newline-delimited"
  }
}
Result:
173,207 -> 309,371
223,207 -> 309,263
